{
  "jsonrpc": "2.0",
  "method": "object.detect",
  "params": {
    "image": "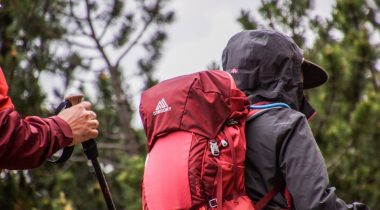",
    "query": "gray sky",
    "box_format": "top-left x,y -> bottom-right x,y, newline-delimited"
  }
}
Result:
155,0 -> 259,80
